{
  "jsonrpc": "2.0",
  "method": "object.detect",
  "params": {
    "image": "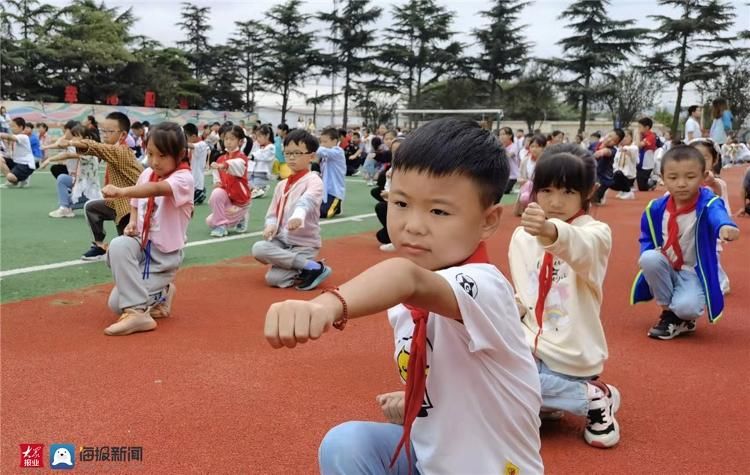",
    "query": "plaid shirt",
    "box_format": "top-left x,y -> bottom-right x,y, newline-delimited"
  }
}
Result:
76,140 -> 143,223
